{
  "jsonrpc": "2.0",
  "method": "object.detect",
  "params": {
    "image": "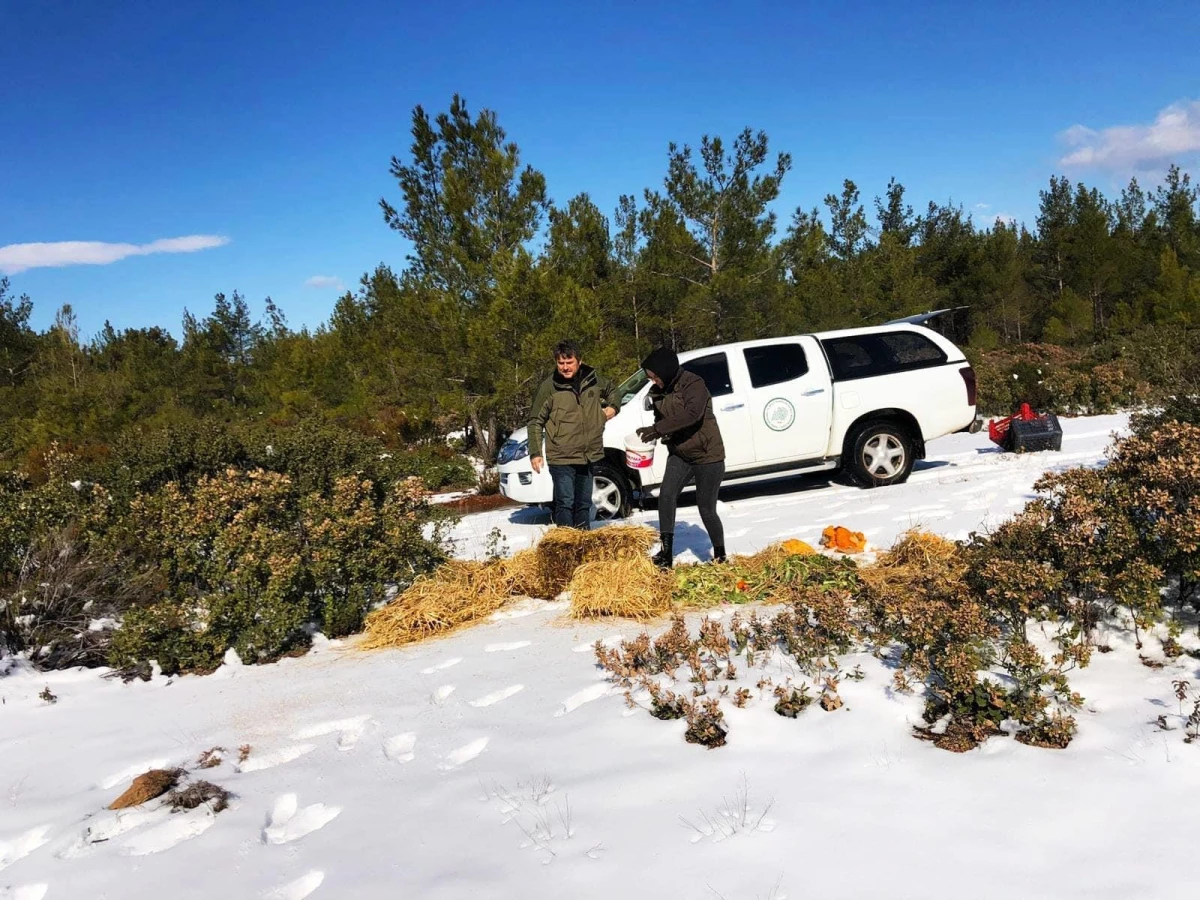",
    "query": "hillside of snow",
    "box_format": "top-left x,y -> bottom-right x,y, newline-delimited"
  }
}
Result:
4,413 -> 1200,900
